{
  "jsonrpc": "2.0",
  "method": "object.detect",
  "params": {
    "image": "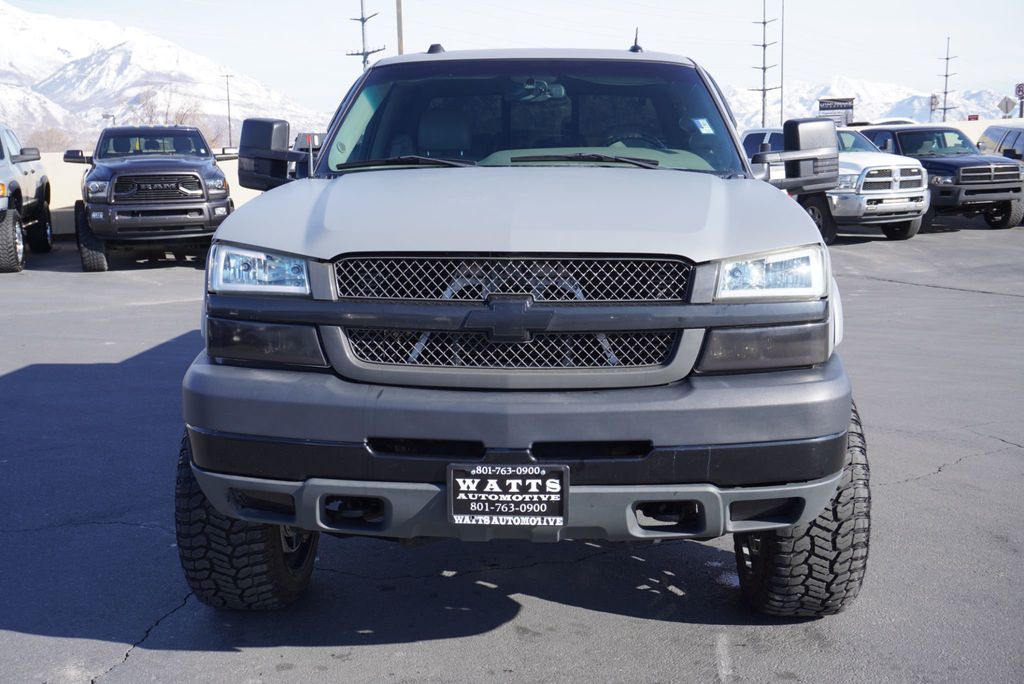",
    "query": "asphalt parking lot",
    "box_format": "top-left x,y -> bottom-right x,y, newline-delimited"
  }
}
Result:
1,217 -> 1022,684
